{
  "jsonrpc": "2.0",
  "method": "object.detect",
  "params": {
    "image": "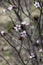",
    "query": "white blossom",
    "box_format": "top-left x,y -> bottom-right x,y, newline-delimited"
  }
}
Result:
16,25 -> 21,28
31,53 -> 34,56
14,25 -> 21,31
20,31 -> 26,38
1,31 -> 5,35
34,1 -> 40,8
2,9 -> 6,13
14,27 -> 19,32
22,30 -> 26,34
21,21 -> 29,25
16,25 -> 21,30
8,5 -> 13,10
39,48 -> 43,52
20,30 -> 26,34
29,55 -> 32,59
36,40 -> 39,44
31,53 -> 35,58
